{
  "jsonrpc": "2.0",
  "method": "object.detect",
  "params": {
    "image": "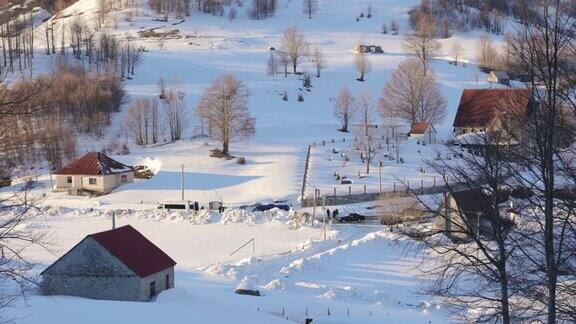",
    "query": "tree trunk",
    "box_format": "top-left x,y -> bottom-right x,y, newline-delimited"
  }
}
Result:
222,141 -> 229,156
